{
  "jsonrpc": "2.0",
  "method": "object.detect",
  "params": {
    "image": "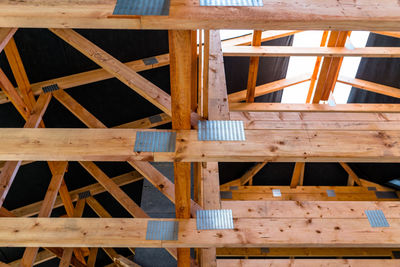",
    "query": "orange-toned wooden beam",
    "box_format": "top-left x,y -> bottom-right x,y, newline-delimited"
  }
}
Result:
312,31 -> 349,103
245,30 -> 262,102
169,30 -> 193,267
